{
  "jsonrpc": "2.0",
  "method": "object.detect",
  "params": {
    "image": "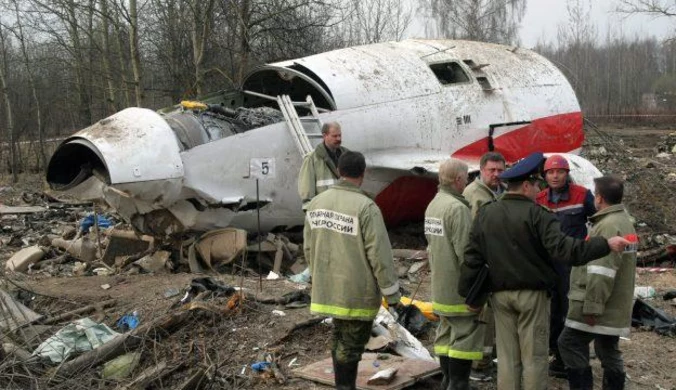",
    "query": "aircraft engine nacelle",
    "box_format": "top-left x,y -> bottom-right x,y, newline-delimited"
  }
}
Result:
47,108 -> 185,222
